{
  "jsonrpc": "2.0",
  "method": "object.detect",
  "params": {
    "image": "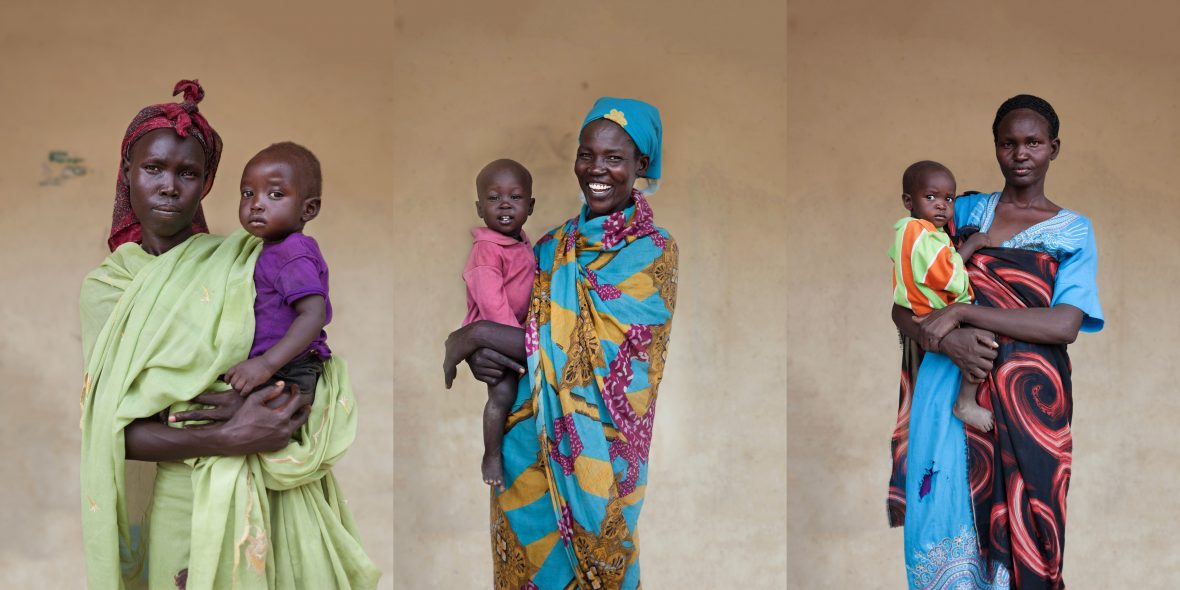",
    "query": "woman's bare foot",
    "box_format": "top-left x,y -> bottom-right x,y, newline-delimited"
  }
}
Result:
954,401 -> 994,432
482,452 -> 505,491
